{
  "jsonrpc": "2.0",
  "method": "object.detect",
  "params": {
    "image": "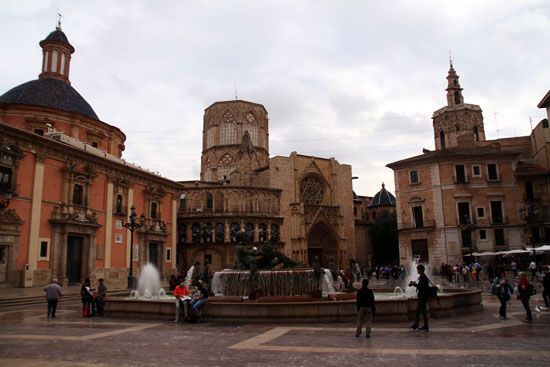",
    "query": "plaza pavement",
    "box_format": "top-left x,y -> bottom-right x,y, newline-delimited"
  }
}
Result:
0,282 -> 549,367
